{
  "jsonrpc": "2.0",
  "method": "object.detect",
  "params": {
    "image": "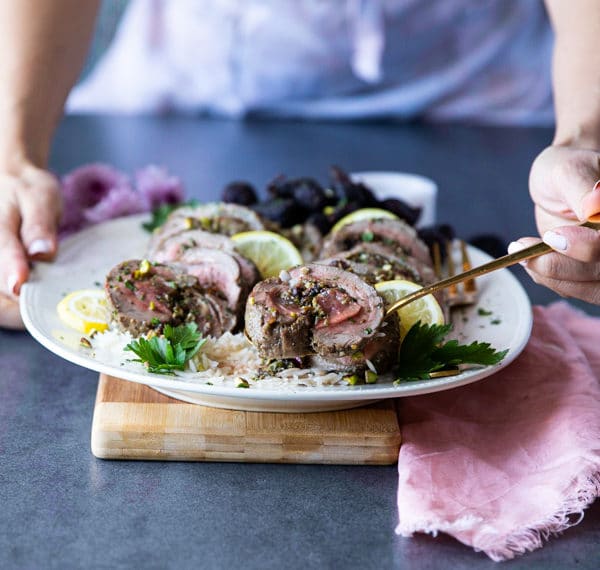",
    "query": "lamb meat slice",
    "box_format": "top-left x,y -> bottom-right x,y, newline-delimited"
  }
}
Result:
307,315 -> 400,375
244,277 -> 314,358
304,265 -> 384,357
181,288 -> 236,337
318,242 -> 435,286
244,264 -> 385,360
149,228 -> 260,295
156,243 -> 243,310
105,260 -> 198,336
147,203 -> 265,255
105,259 -> 235,337
281,222 -> 323,262
320,218 -> 431,265
148,228 -> 234,261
